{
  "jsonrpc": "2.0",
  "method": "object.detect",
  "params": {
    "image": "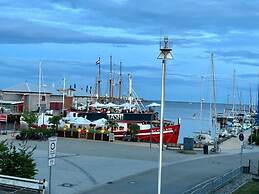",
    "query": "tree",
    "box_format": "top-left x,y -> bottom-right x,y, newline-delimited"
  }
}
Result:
48,115 -> 61,132
21,111 -> 38,129
0,141 -> 37,179
105,120 -> 119,131
129,123 -> 140,141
